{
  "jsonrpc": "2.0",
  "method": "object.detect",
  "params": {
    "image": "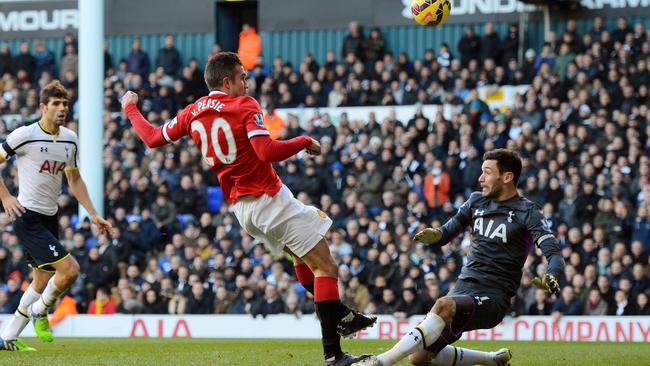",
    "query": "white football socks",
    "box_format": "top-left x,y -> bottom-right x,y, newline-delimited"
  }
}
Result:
1,285 -> 41,340
31,277 -> 63,316
377,313 -> 446,366
432,345 -> 498,366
